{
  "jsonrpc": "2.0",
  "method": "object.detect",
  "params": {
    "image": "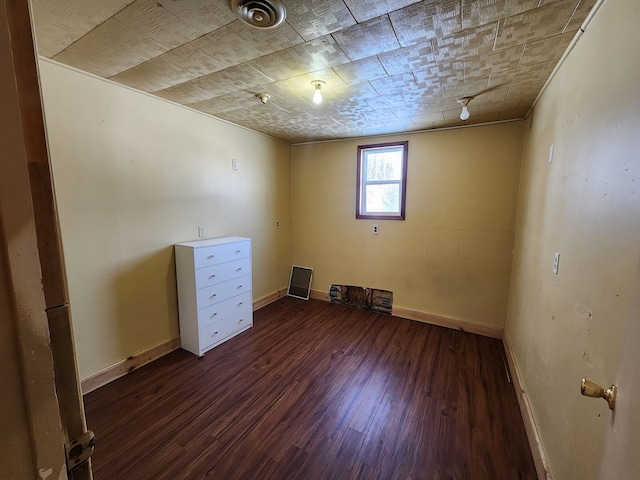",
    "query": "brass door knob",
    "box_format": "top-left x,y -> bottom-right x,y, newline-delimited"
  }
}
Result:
581,378 -> 617,410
